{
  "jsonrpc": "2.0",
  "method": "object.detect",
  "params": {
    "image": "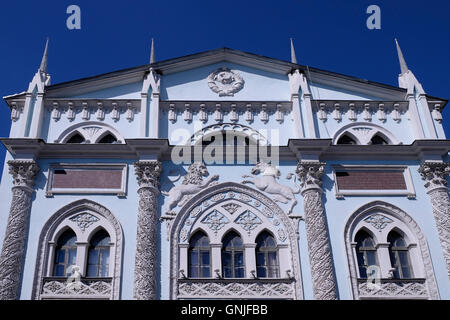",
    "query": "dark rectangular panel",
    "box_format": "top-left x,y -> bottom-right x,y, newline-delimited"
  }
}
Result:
336,170 -> 407,190
52,169 -> 122,189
